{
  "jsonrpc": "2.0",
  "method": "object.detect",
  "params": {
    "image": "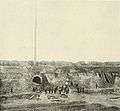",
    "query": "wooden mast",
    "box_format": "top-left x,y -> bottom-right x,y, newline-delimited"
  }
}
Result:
34,0 -> 37,65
